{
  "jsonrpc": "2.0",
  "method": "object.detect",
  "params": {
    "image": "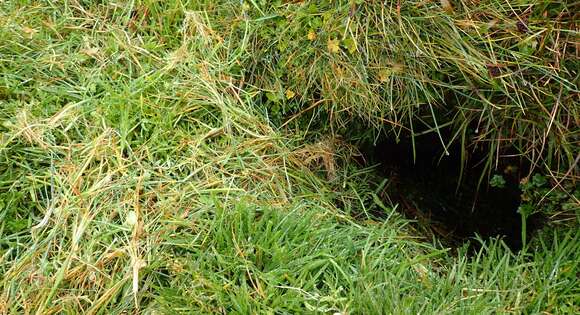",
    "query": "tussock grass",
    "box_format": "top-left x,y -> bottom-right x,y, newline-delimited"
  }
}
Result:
199,0 -> 578,183
0,1 -> 578,314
